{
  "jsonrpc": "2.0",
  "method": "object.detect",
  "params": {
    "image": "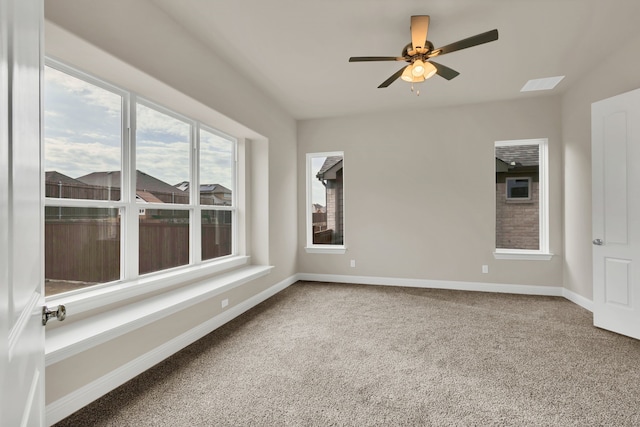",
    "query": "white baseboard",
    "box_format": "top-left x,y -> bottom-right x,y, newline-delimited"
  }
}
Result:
298,273 -> 595,312
297,273 -> 565,297
45,274 -> 298,426
562,288 -> 594,312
